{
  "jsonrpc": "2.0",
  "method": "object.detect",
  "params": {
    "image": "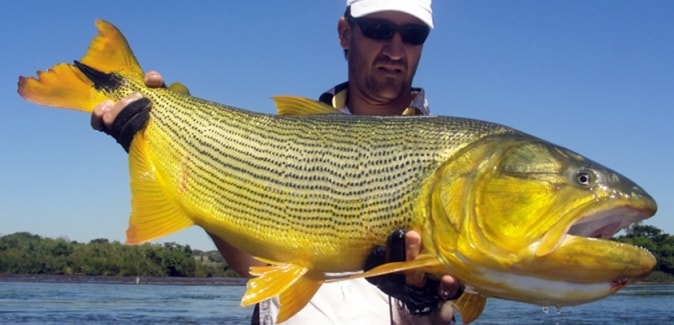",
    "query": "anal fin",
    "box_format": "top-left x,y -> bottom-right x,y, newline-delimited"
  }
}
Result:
276,273 -> 321,323
452,291 -> 487,324
242,263 -> 322,323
